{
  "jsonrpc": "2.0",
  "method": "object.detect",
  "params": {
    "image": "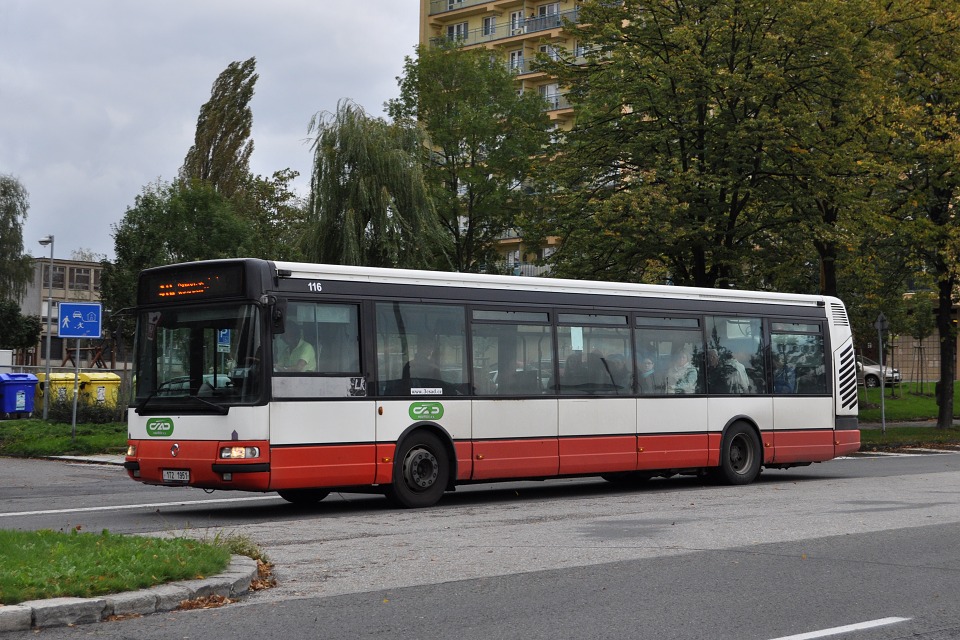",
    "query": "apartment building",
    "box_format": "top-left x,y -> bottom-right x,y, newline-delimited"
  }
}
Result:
419,0 -> 579,125
419,0 -> 577,272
